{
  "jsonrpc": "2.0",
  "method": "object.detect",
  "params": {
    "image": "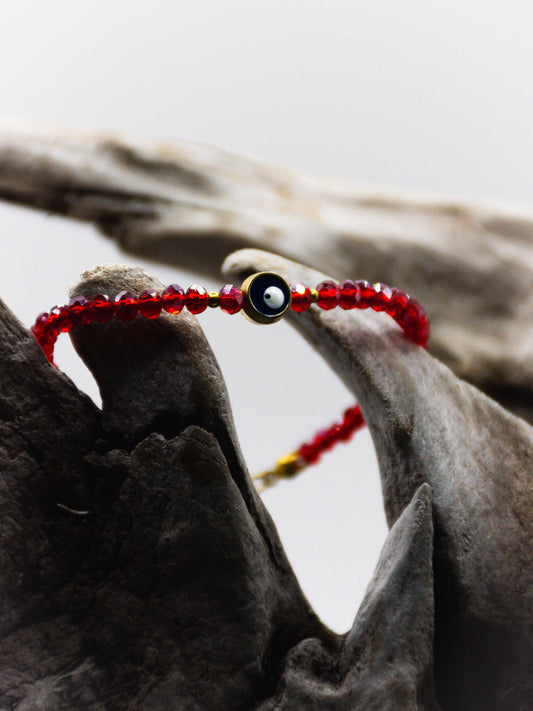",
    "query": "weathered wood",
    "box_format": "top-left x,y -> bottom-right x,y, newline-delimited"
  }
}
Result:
0,120 -> 532,709
257,484 -> 438,711
0,265 -> 439,710
224,248 -> 533,710
1,121 -> 533,421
